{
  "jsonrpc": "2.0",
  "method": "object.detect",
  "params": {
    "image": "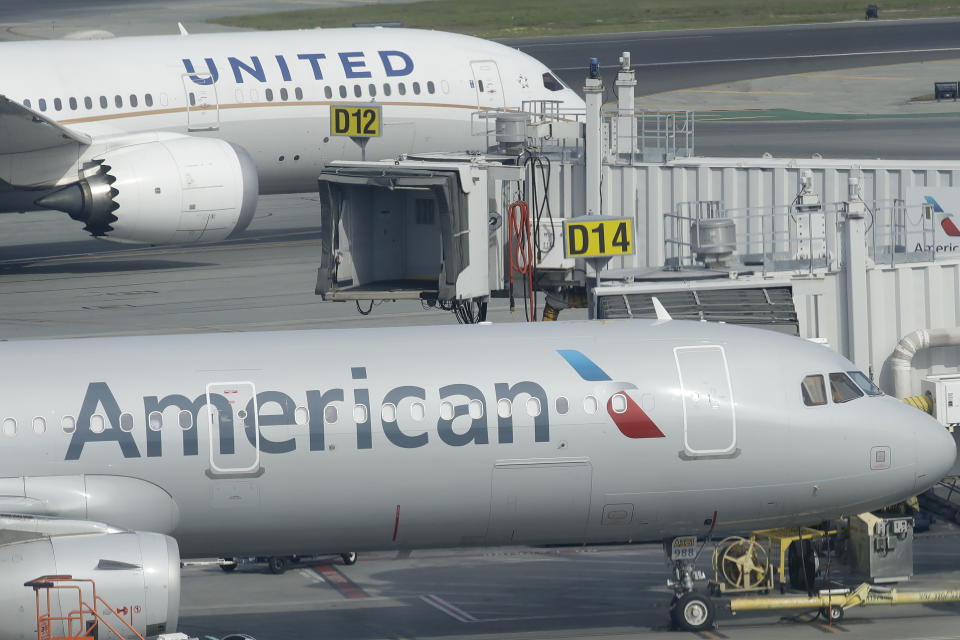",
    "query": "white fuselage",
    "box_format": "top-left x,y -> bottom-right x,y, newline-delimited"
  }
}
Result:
0,28 -> 583,195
